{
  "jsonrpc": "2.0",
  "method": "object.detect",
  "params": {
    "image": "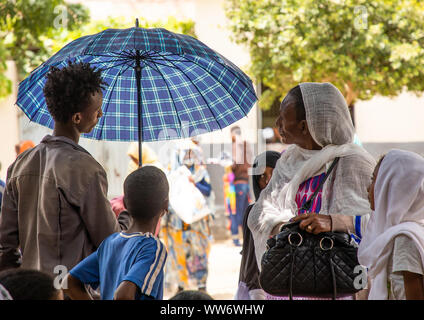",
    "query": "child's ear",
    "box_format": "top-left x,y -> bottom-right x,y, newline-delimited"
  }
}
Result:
161,198 -> 169,216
